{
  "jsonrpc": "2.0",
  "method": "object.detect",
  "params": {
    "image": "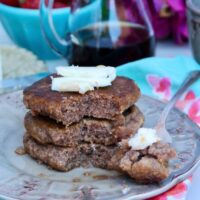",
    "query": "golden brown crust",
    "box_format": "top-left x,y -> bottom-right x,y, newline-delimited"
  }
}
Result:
23,76 -> 141,126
